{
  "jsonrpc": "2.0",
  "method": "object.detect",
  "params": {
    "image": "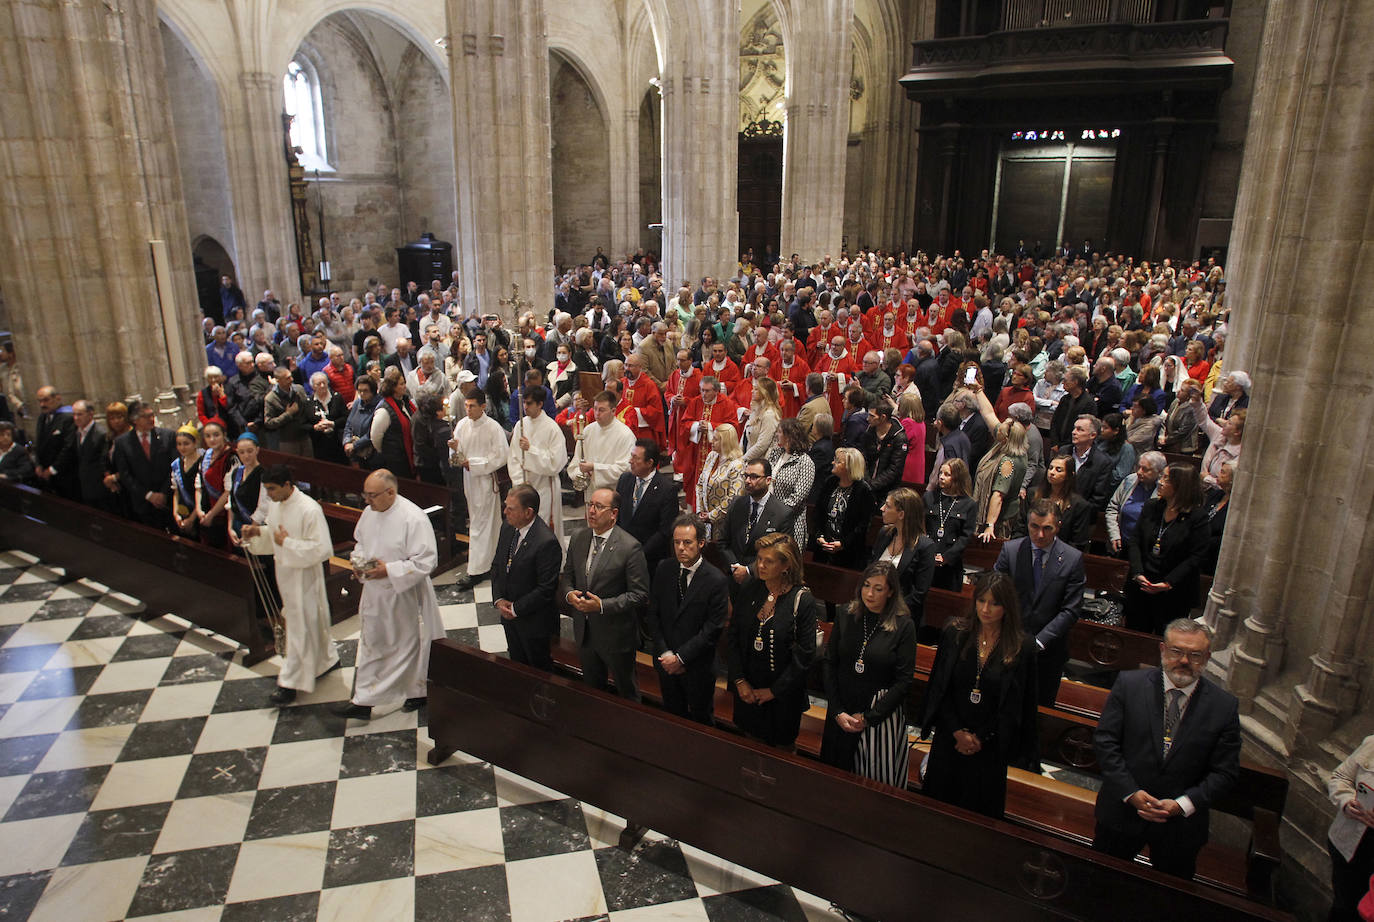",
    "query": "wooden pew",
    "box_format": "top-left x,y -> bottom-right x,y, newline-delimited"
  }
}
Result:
258,449 -> 458,571
962,537 -> 1129,594
0,483 -> 359,665
428,641 -> 1289,921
